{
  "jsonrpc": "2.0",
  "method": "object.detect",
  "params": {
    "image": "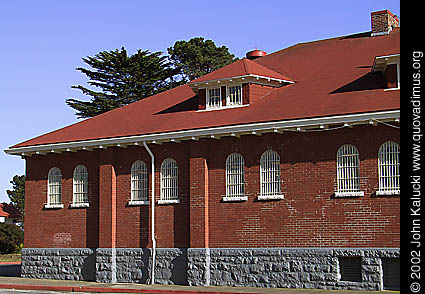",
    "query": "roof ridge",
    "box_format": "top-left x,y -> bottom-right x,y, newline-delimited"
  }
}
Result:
241,58 -> 249,75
